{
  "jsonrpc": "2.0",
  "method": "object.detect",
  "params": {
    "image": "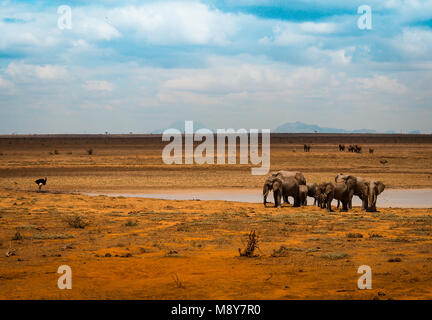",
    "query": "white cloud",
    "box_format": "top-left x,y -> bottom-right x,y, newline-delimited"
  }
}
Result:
393,27 -> 432,58
0,75 -> 15,92
299,22 -> 337,34
5,62 -> 68,81
83,80 -> 115,92
108,2 -> 238,45
356,75 -> 407,94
